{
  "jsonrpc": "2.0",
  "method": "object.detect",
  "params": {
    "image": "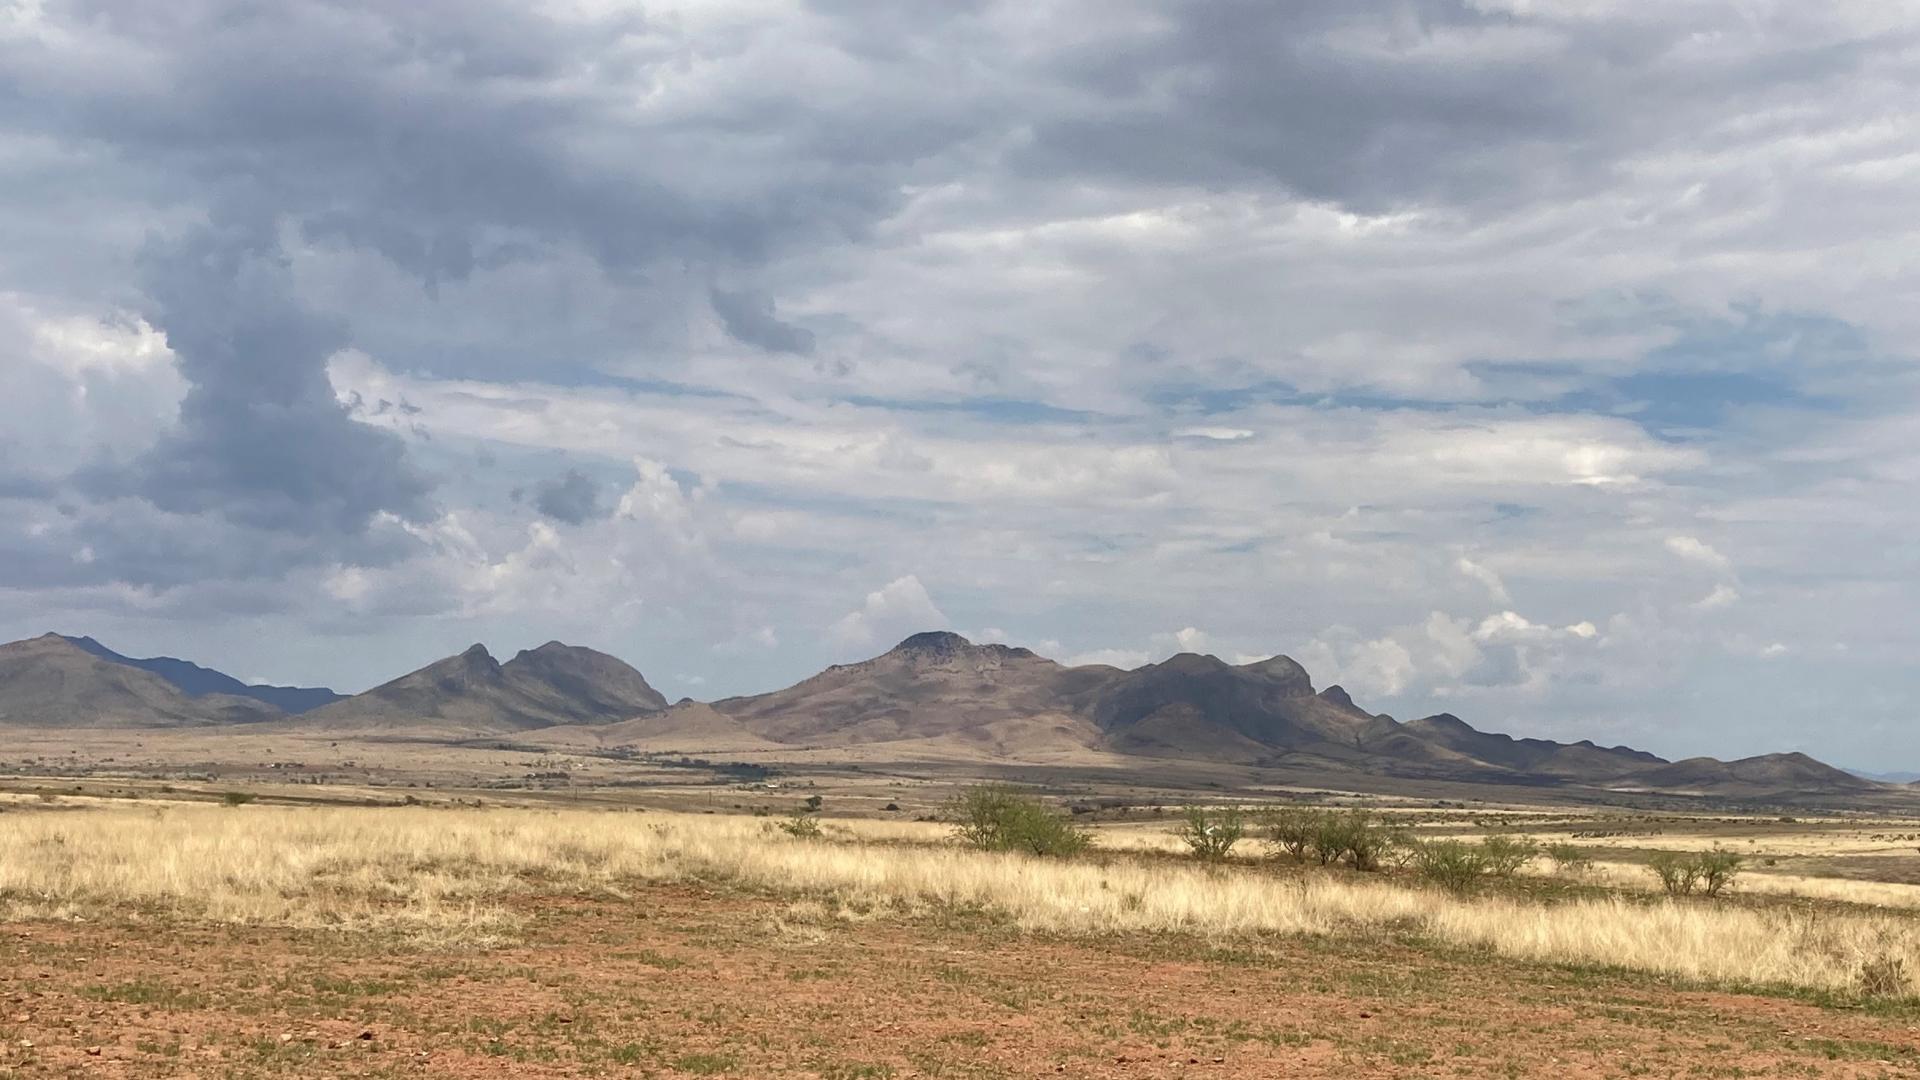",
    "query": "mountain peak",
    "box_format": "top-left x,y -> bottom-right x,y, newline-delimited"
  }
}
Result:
892,630 -> 973,653
1319,684 -> 1361,712
1238,654 -> 1314,693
